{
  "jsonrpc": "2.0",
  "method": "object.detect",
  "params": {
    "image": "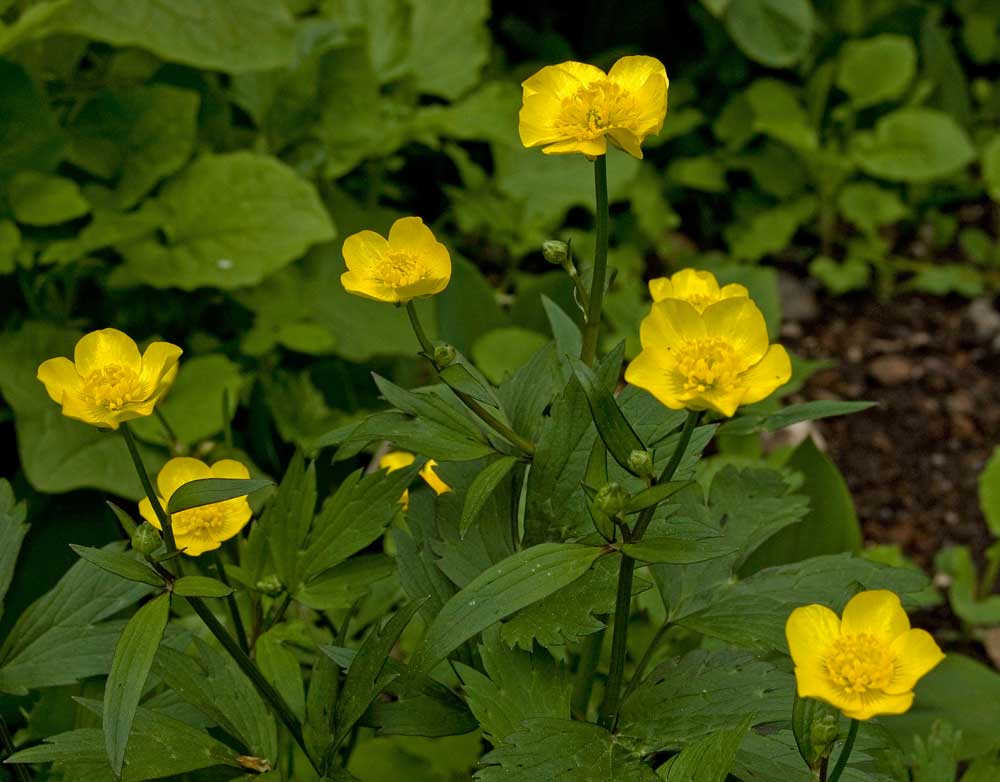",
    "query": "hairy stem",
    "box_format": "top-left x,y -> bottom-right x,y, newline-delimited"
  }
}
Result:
580,155 -> 609,366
